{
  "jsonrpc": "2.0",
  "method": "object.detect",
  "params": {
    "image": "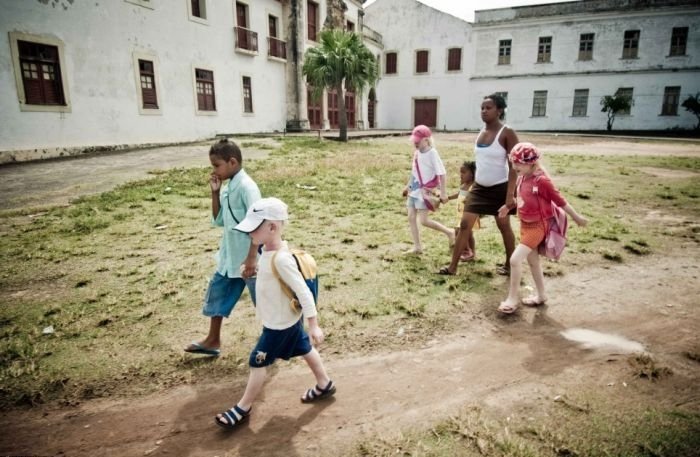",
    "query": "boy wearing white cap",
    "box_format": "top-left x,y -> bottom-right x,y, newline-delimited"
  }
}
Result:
215,197 -> 335,429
